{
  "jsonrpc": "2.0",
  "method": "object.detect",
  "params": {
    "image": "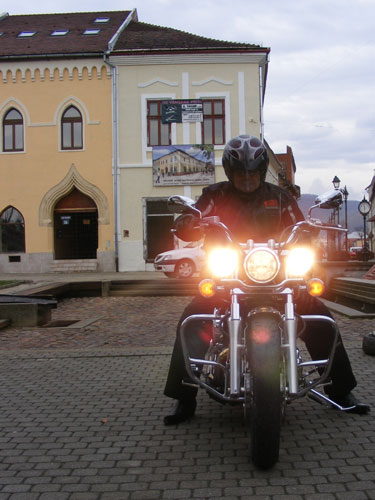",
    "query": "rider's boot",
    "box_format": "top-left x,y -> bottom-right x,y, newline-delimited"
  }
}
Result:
332,392 -> 370,414
164,397 -> 197,425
